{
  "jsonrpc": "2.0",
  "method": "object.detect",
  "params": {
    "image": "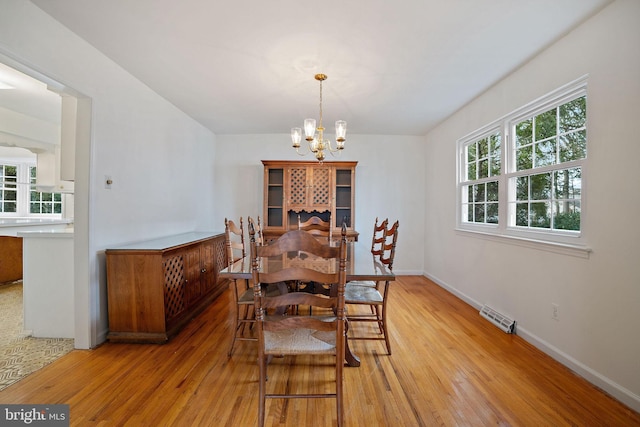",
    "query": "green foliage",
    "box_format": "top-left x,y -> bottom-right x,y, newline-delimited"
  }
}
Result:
554,211 -> 581,231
